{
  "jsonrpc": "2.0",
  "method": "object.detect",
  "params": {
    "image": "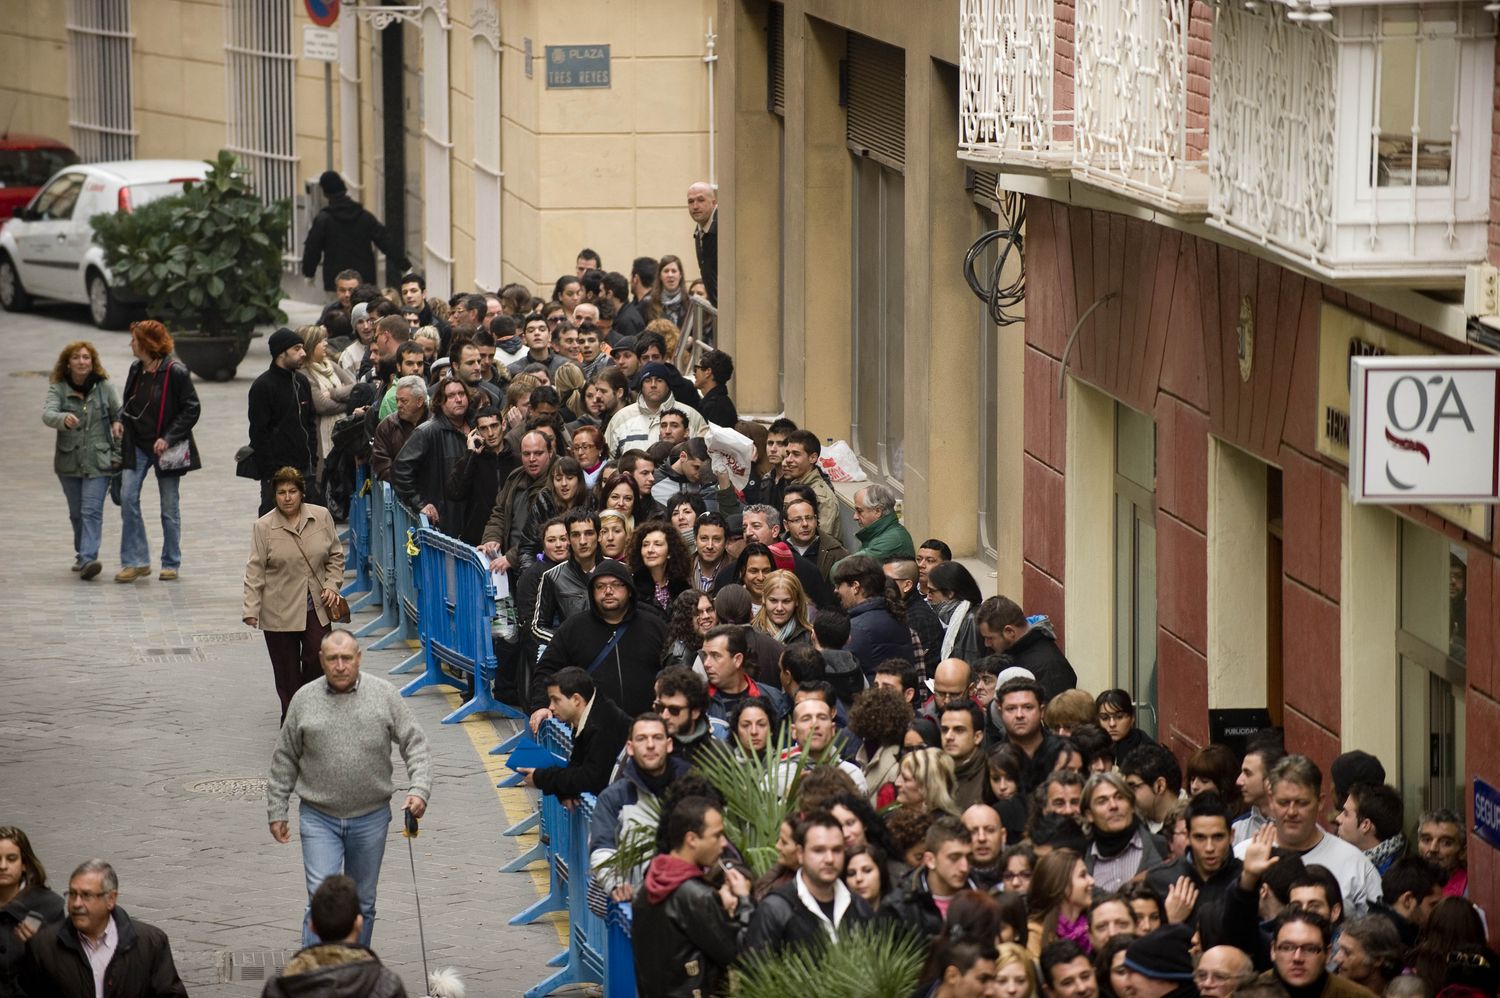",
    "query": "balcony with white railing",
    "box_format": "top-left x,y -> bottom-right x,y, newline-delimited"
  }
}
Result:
958,0 -> 1072,172
1208,2 -> 1496,283
1072,0 -> 1211,215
